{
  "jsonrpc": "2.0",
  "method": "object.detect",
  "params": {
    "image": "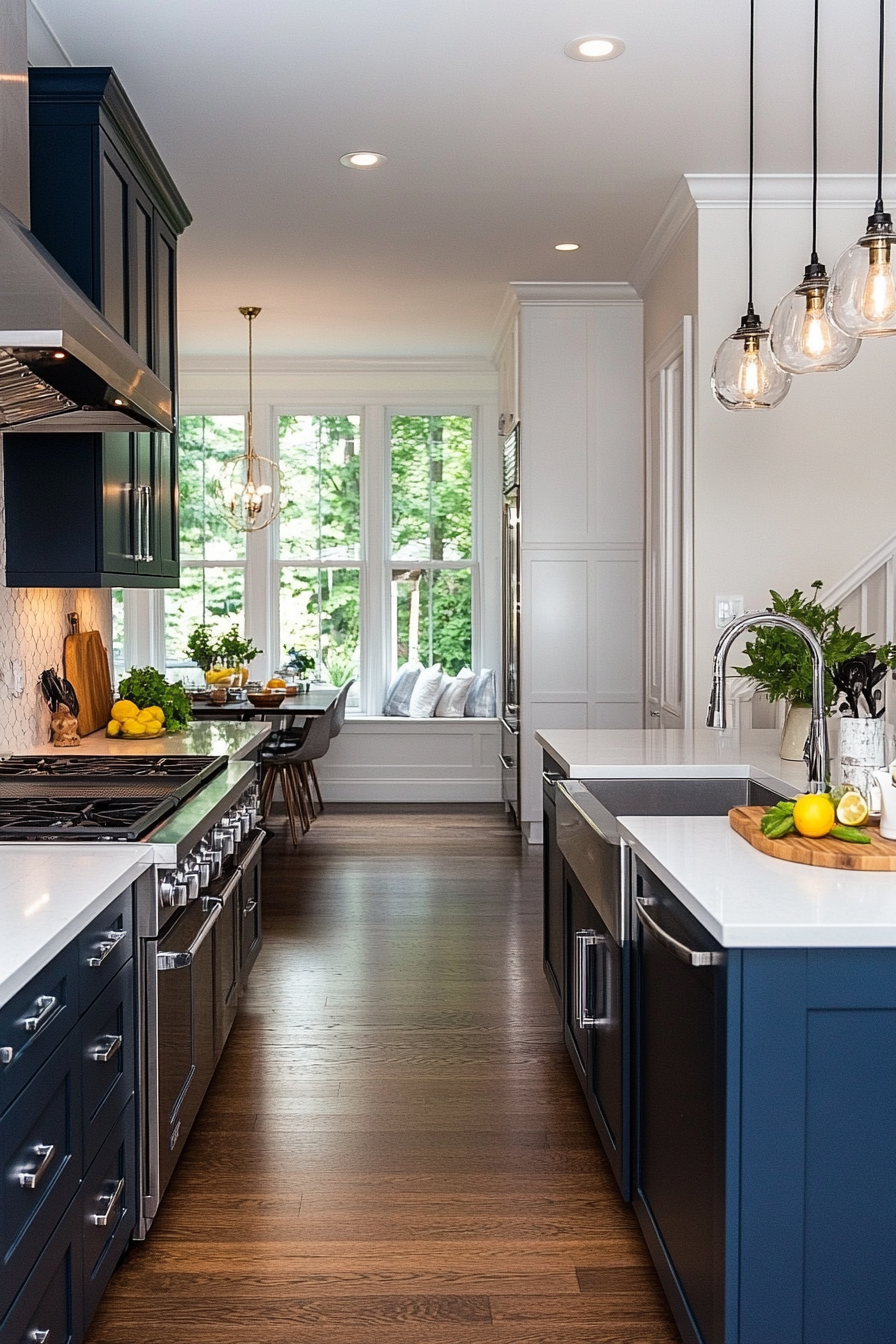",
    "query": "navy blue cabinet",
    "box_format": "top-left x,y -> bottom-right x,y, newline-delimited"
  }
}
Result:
633,857 -> 896,1344
0,887 -> 136,1344
541,754 -> 564,1011
2,68 -> 189,590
